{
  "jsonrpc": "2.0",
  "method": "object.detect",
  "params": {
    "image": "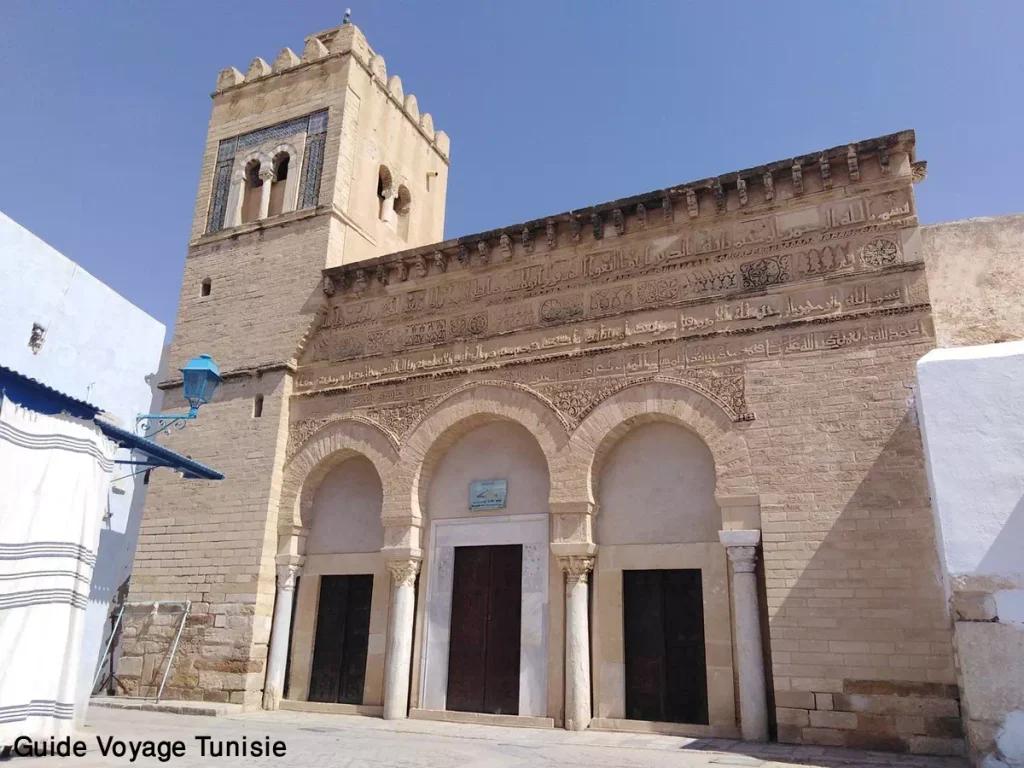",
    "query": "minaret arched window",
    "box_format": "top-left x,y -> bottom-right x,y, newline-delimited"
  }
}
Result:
268,152 -> 289,217
241,159 -> 263,224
